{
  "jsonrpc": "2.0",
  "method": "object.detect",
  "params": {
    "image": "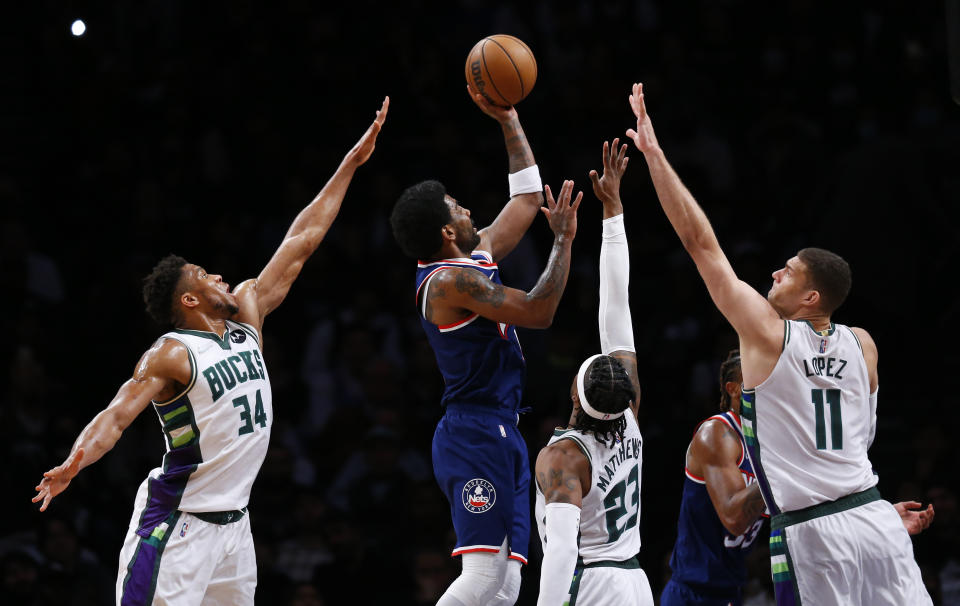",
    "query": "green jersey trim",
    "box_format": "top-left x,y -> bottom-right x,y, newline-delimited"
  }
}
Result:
552,430 -> 594,469
153,344 -> 197,407
846,326 -> 863,351
173,327 -> 233,350
802,320 -> 836,337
